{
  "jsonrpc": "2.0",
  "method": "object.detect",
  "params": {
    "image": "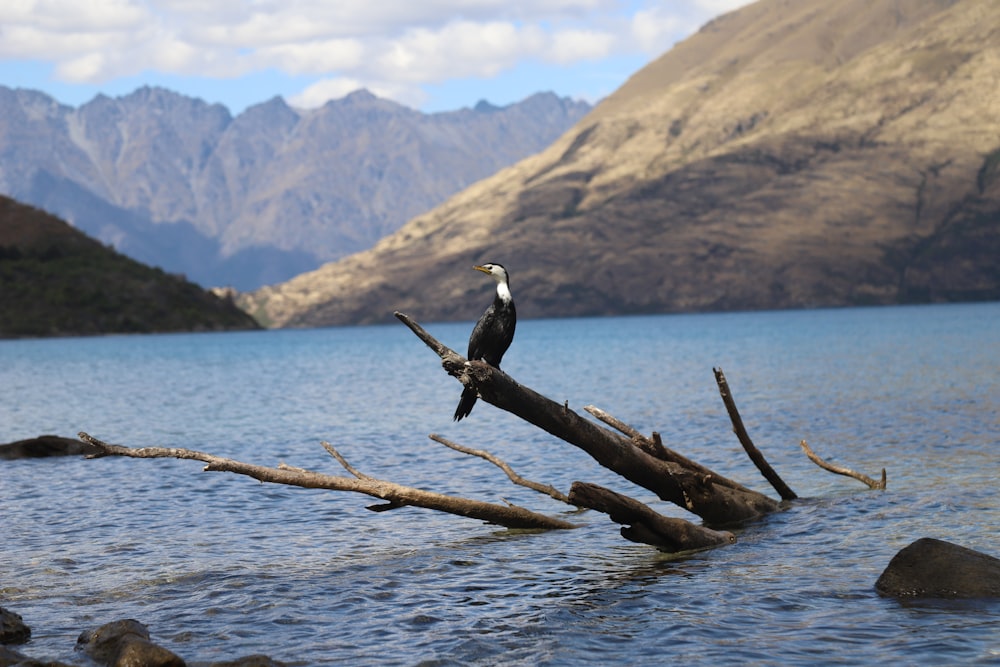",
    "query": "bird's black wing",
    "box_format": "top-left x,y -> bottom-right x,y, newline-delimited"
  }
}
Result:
468,300 -> 515,367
